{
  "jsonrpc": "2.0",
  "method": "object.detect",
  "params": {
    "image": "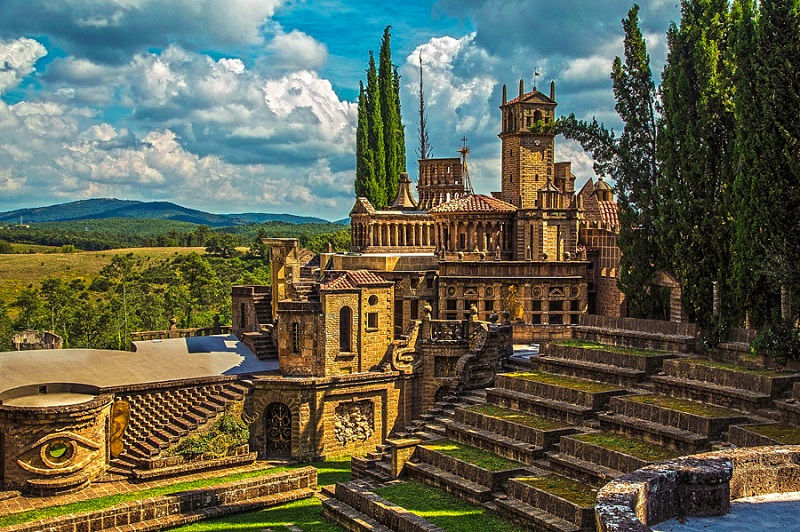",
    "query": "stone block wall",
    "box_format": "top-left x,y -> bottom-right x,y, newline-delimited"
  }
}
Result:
0,393 -> 112,494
